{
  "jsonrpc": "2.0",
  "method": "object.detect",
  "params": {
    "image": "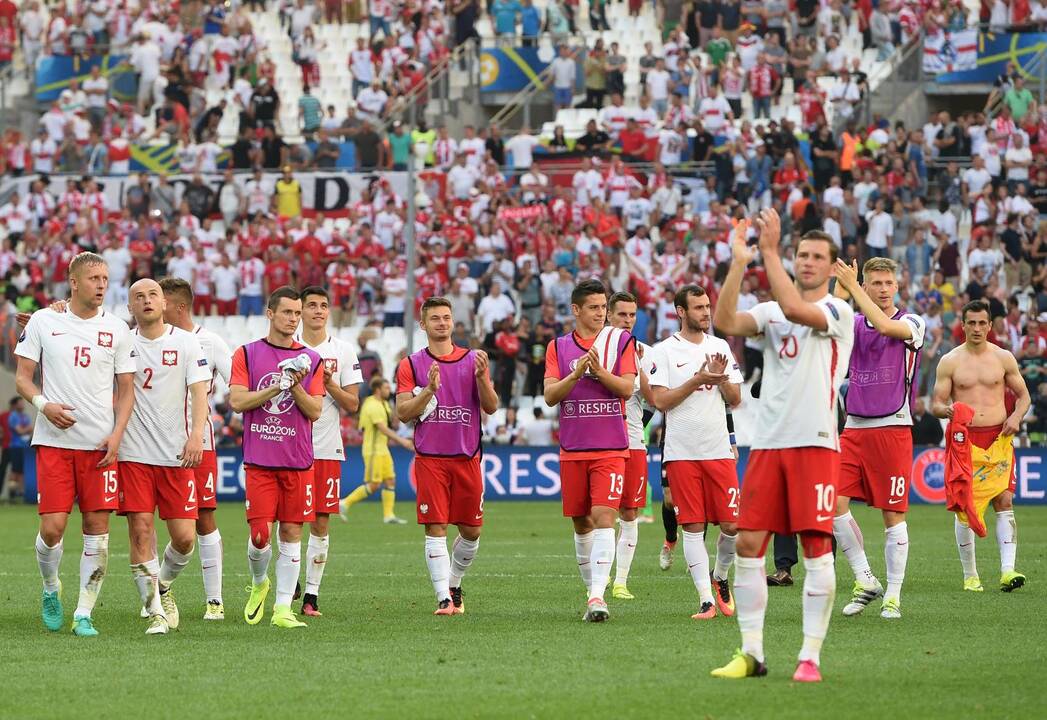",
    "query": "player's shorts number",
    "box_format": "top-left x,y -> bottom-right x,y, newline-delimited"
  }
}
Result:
890,475 -> 906,499
325,477 -> 338,500
814,482 -> 835,513
608,472 -> 624,499
187,479 -> 197,504
727,487 -> 739,509
103,469 -> 117,494
205,472 -> 215,495
305,483 -> 313,509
